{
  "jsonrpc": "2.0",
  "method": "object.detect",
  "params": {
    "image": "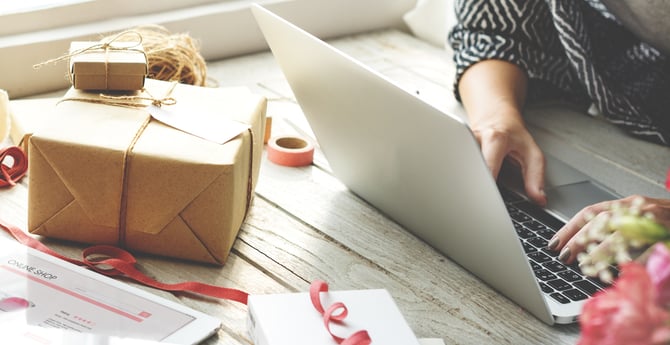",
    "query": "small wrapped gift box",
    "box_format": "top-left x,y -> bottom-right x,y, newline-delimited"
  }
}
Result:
247,283 -> 420,345
27,79 -> 266,264
69,40 -> 147,91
